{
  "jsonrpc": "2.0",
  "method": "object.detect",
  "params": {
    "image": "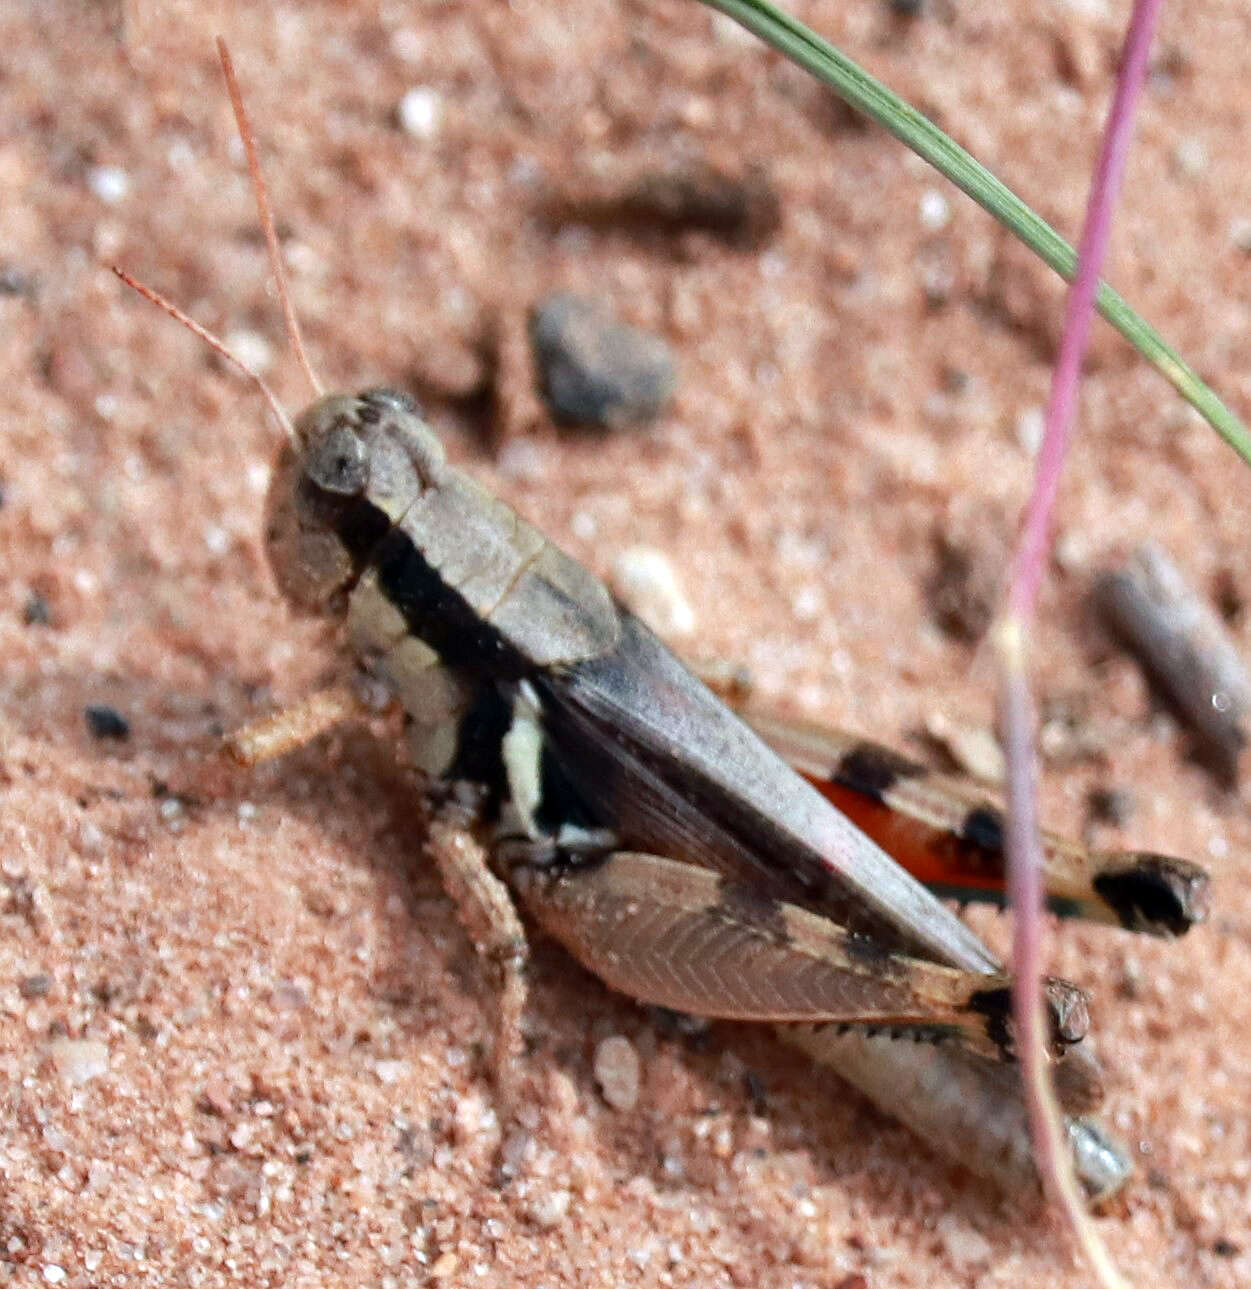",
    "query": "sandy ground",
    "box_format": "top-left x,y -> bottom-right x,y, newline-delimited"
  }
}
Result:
3,1 -> 1251,1285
